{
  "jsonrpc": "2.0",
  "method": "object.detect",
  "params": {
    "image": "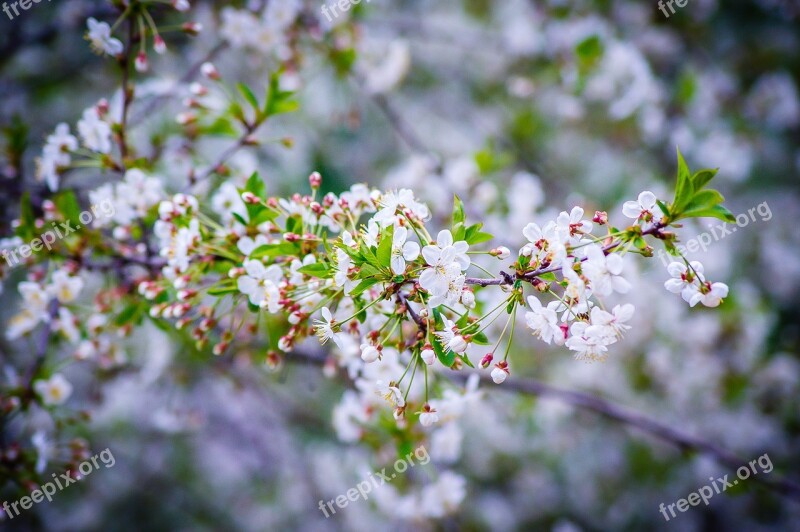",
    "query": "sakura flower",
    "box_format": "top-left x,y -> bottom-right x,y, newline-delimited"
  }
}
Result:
373,188 -> 430,227
664,261 -> 704,303
314,307 -> 344,348
622,190 -> 659,221
435,319 -> 468,353
265,0 -> 301,30
421,345 -> 436,365
491,361 -> 509,384
691,281 -> 730,308
47,123 -> 78,152
19,281 -> 51,316
419,404 -> 439,427
334,248 -> 357,294
86,18 -> 124,56
7,309 -> 45,340
376,380 -> 405,407
361,219 -> 380,248
360,343 -> 380,363
117,169 -> 164,218
77,106 -> 112,153
34,374 -> 73,406
428,263 -> 465,308
390,226 -> 420,275
236,260 -> 283,312
588,304 -> 635,339
211,182 -> 248,226
521,221 -> 566,268
565,322 -> 611,362
420,230 -> 470,297
433,230 -> 470,270
525,296 -> 565,345
54,307 -> 80,344
582,244 -> 630,296
555,206 -> 593,244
